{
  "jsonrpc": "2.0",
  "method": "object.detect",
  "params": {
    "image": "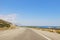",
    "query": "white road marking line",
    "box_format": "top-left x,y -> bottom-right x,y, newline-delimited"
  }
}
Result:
31,29 -> 52,40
